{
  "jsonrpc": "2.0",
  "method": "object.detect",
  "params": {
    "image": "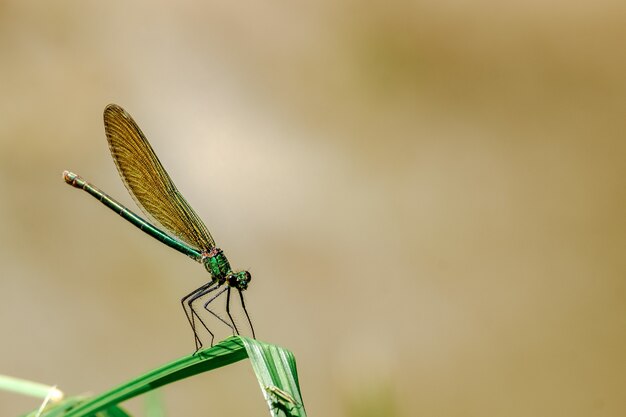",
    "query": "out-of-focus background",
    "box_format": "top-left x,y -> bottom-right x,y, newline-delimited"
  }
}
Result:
1,1 -> 625,416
